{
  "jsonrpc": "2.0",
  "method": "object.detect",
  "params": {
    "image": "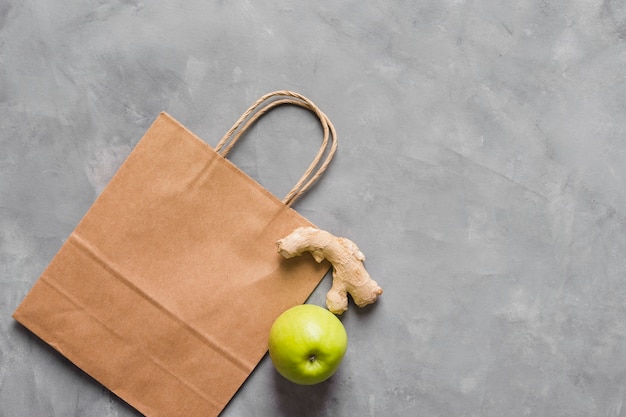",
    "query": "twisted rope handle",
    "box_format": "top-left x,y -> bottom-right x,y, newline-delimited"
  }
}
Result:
215,90 -> 337,206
